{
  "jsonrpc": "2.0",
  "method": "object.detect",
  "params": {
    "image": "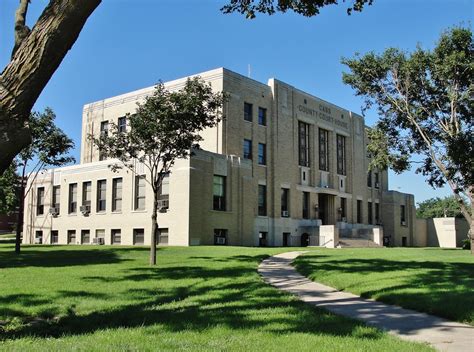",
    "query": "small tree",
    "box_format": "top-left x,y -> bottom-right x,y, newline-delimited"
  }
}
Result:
14,108 -> 75,253
91,77 -> 226,265
341,26 -> 473,251
417,196 -> 469,219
